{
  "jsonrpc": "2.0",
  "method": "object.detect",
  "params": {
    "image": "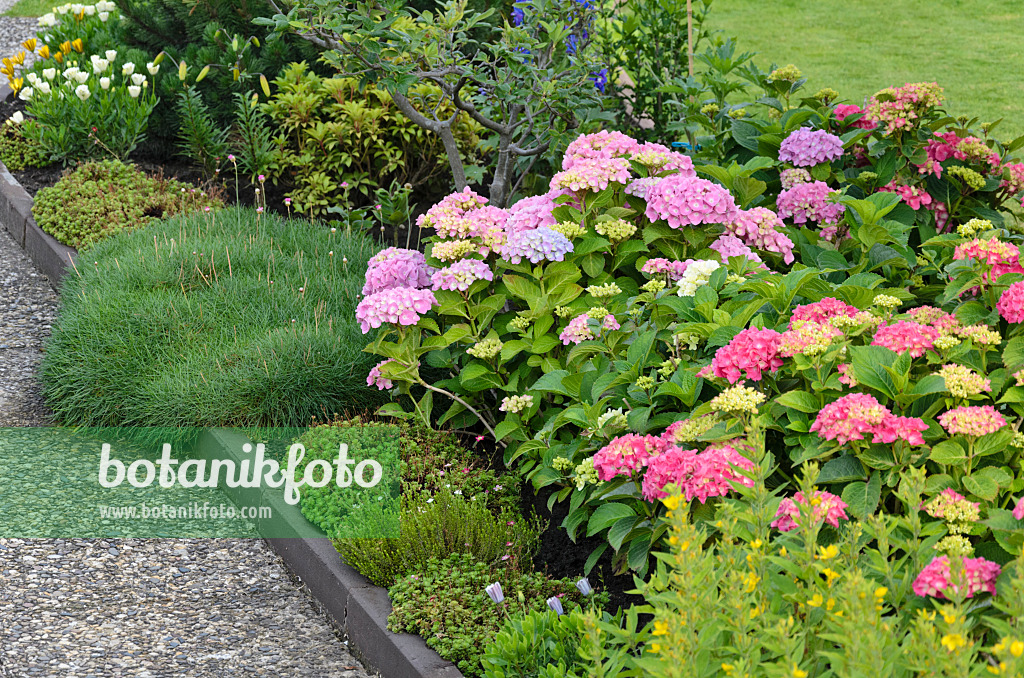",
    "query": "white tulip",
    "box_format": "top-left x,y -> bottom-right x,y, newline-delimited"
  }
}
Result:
146,62 -> 159,75
42,68 -> 56,80
75,84 -> 90,100
130,73 -> 145,86
121,61 -> 134,76
36,82 -> 51,94
99,76 -> 110,90
10,112 -> 24,124
74,71 -> 88,84
83,3 -> 95,14
127,85 -> 140,98
26,73 -> 40,85
18,86 -> 33,101
91,58 -> 108,74
98,11 -> 108,21
38,12 -> 57,26
104,49 -> 116,61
